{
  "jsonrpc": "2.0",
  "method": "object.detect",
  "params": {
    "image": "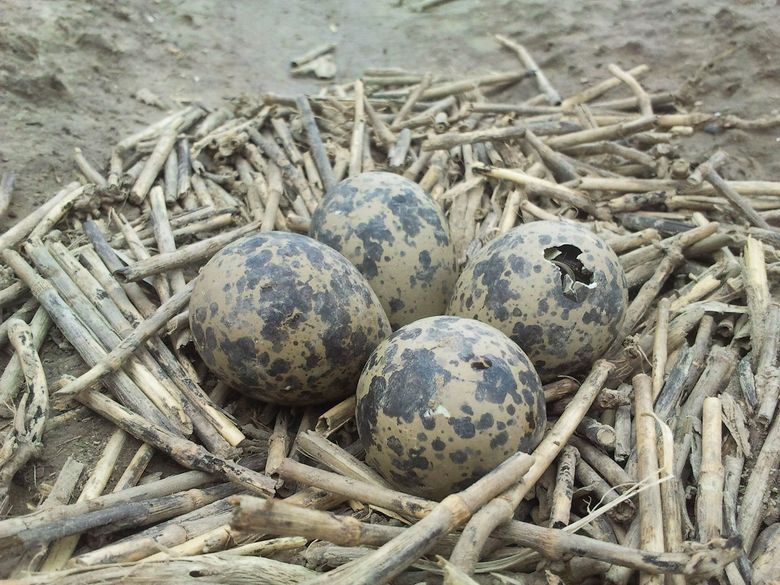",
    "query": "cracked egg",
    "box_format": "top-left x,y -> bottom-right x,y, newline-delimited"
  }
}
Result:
447,221 -> 628,381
